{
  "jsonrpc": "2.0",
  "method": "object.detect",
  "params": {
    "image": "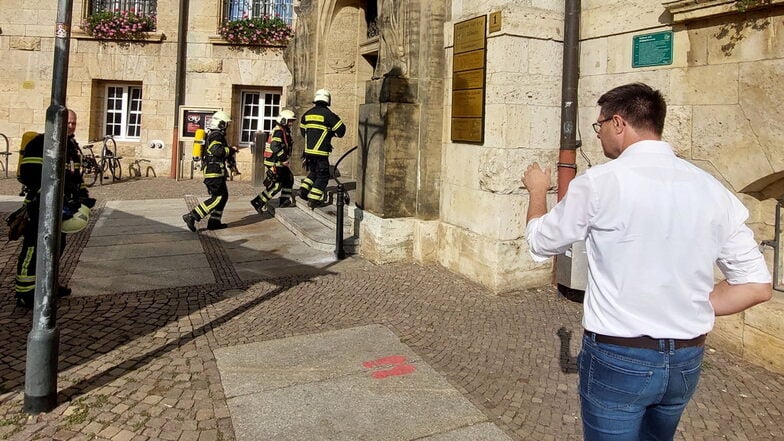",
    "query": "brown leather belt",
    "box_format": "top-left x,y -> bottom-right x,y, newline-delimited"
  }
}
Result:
585,331 -> 706,350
